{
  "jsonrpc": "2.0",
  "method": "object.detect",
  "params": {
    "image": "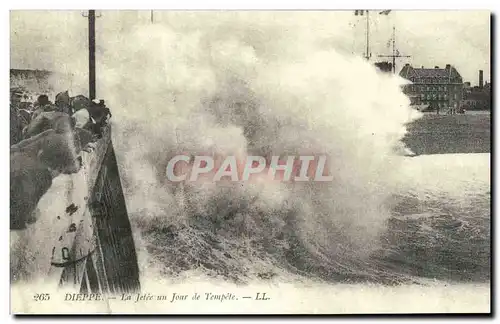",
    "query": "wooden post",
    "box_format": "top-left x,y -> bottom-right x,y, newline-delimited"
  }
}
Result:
88,10 -> 96,100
